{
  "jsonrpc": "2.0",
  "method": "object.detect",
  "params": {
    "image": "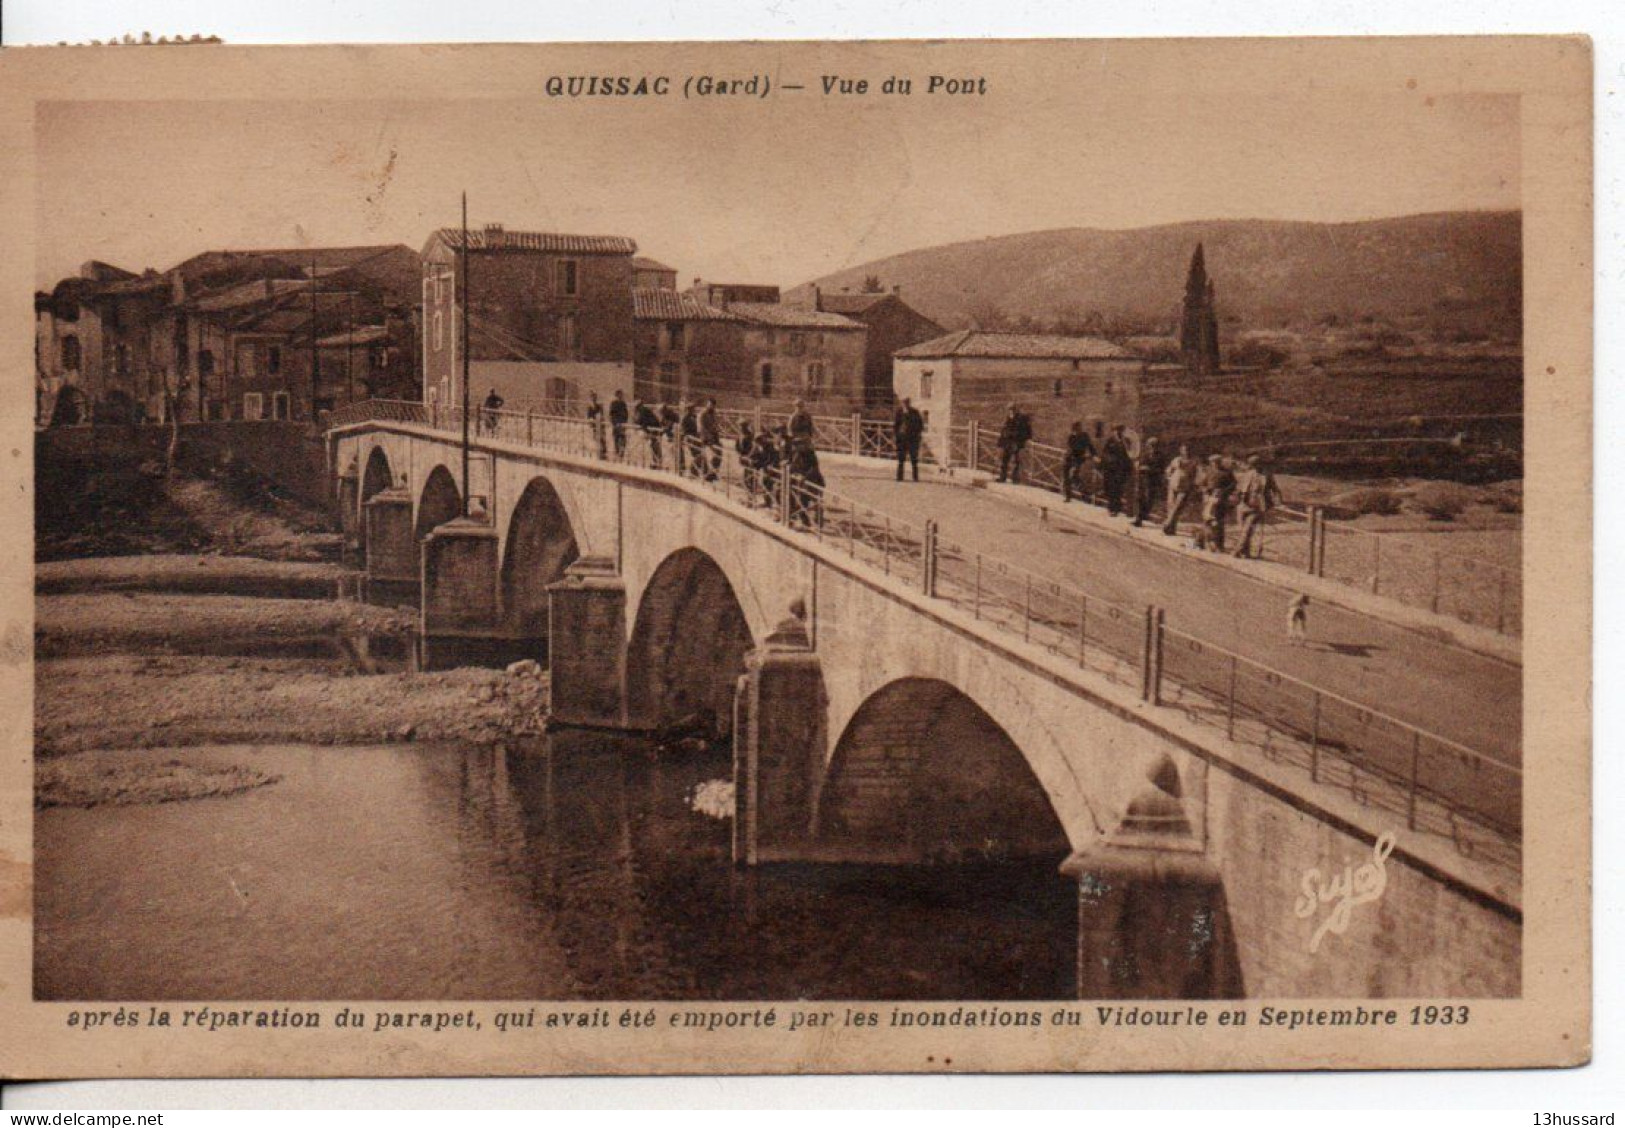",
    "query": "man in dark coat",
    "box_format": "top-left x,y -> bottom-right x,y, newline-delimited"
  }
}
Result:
787,399 -> 814,443
893,396 -> 925,482
481,387 -> 504,436
1062,421 -> 1096,503
698,398 -> 723,481
995,402 -> 1032,484
634,398 -> 664,468
1133,436 -> 1167,528
608,389 -> 630,457
1100,424 -> 1133,516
